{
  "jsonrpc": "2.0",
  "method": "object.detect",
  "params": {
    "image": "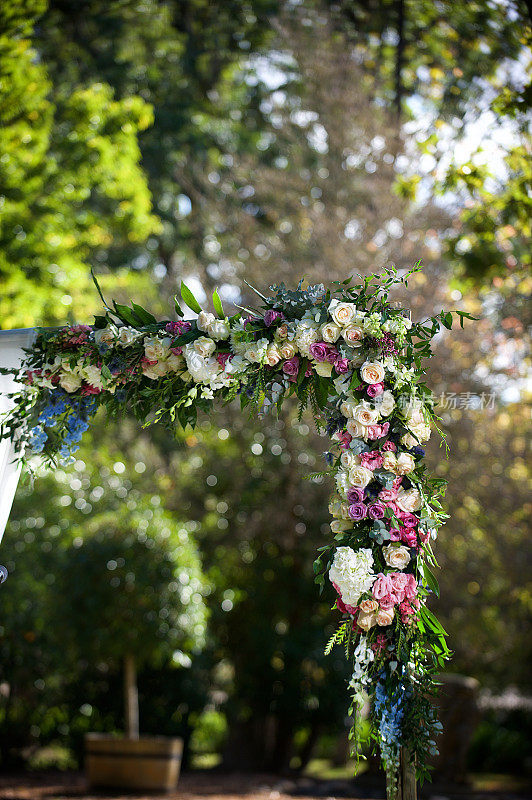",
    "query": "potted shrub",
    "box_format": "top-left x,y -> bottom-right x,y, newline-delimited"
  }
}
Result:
57,504 -> 208,791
